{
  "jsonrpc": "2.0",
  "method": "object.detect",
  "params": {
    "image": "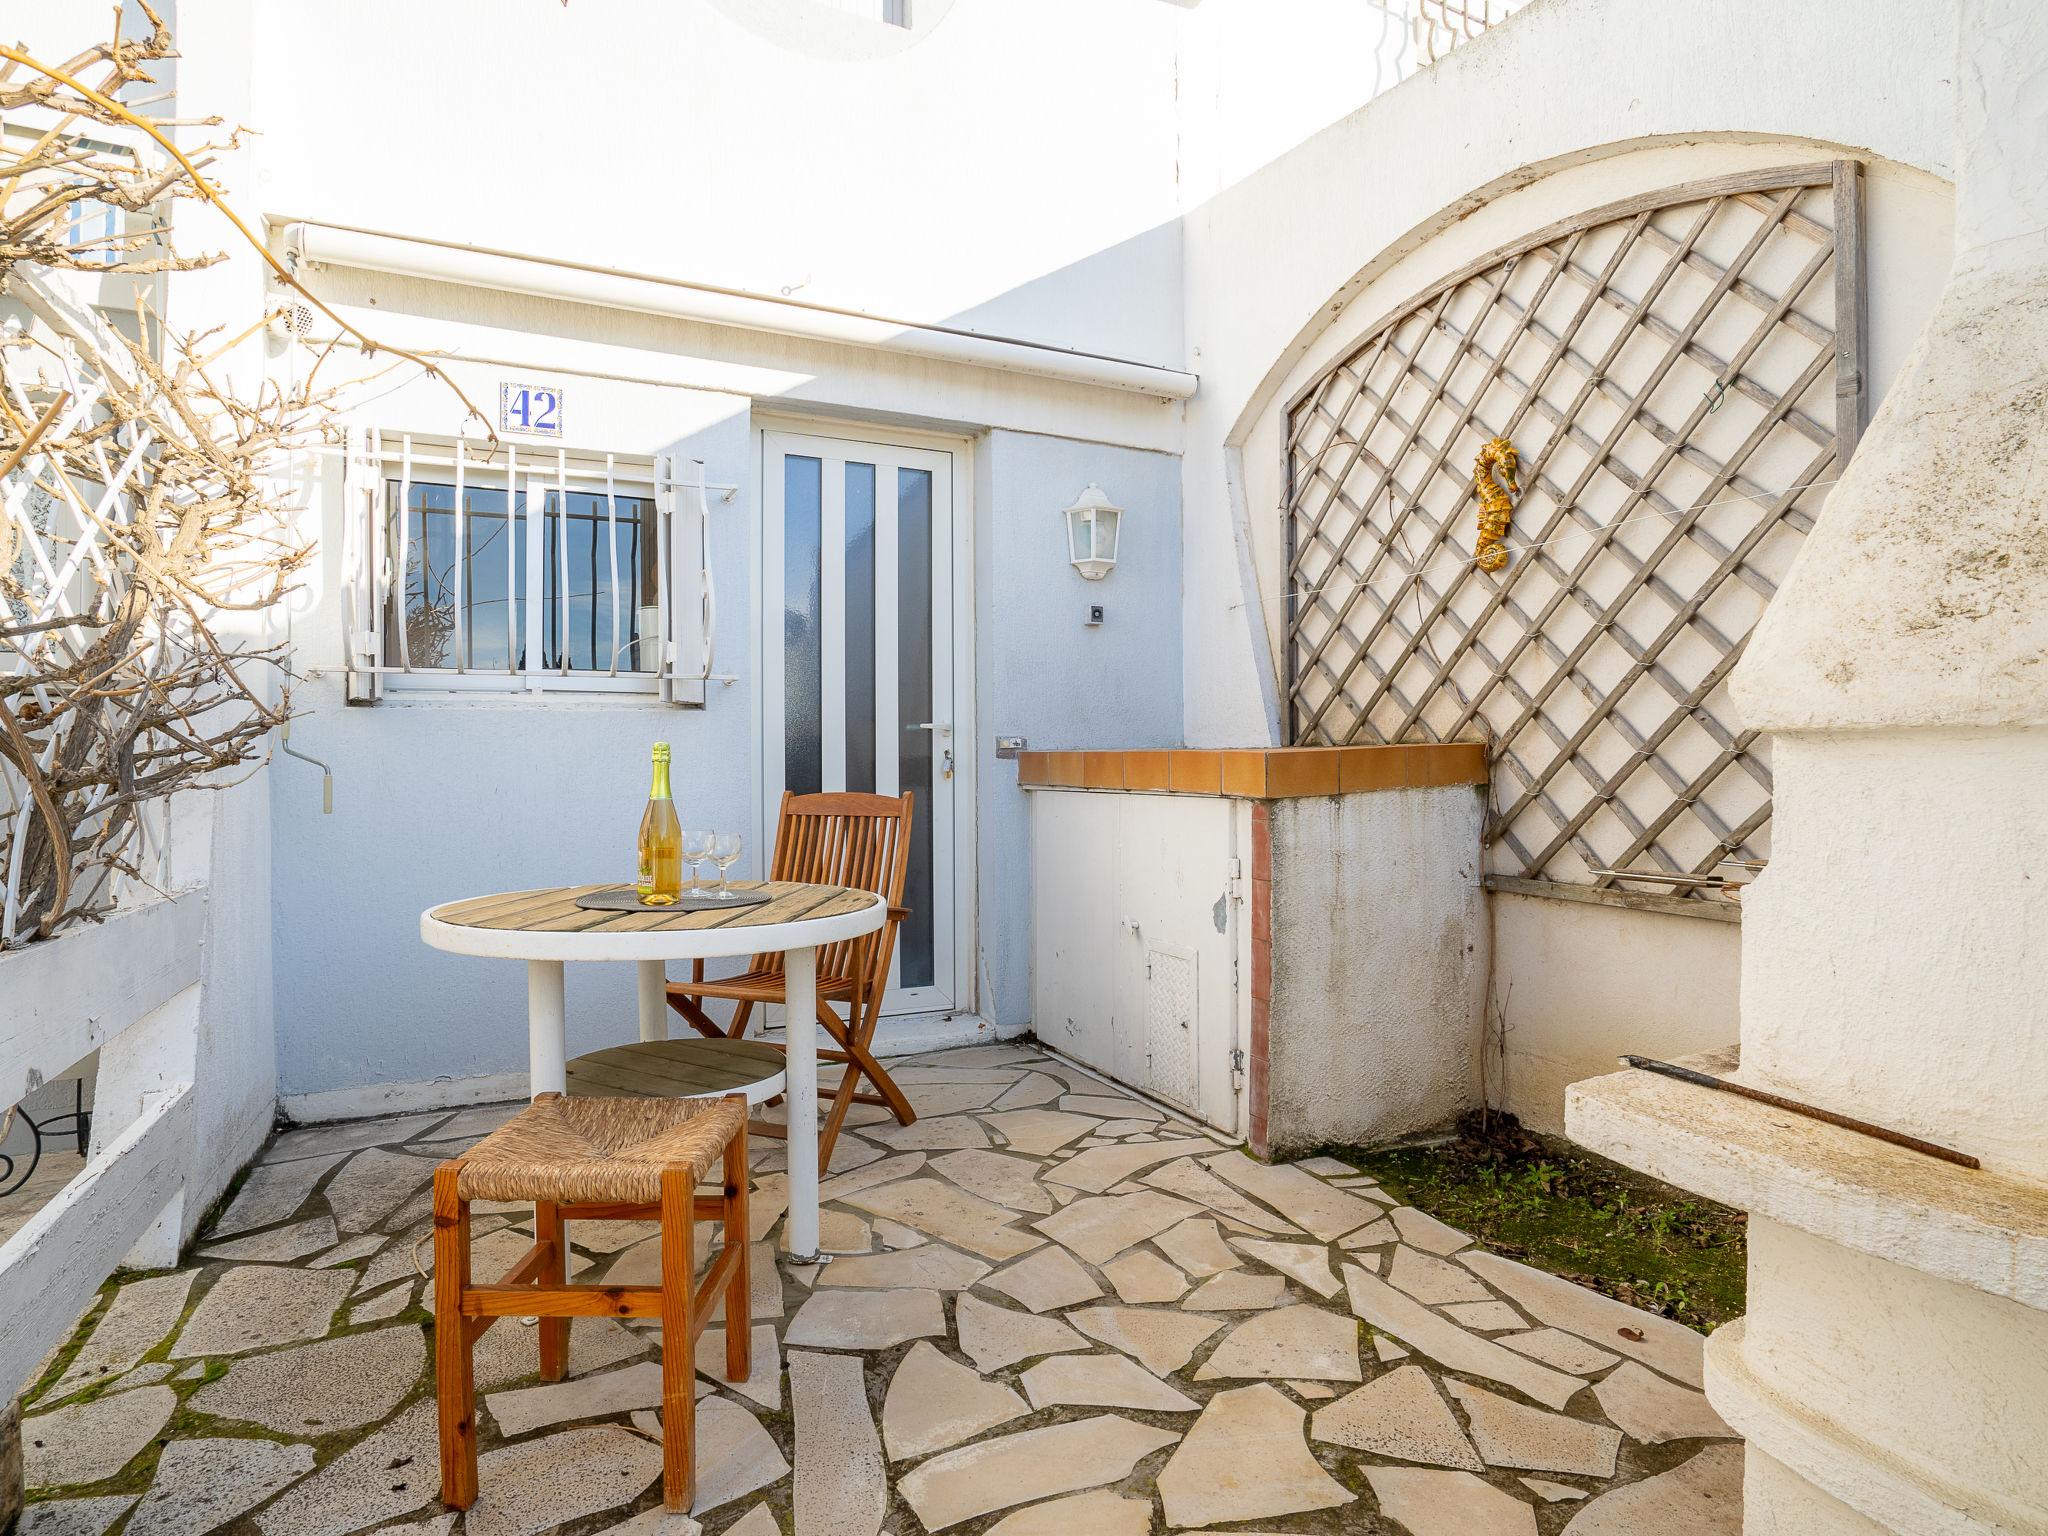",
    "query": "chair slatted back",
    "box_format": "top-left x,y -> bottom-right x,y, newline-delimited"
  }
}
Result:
756,791 -> 914,990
